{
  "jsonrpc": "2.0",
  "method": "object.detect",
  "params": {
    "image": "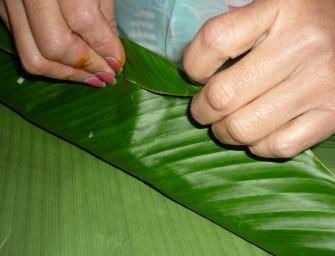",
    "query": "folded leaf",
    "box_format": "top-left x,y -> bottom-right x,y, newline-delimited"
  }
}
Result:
123,38 -> 200,96
1,48 -> 335,256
